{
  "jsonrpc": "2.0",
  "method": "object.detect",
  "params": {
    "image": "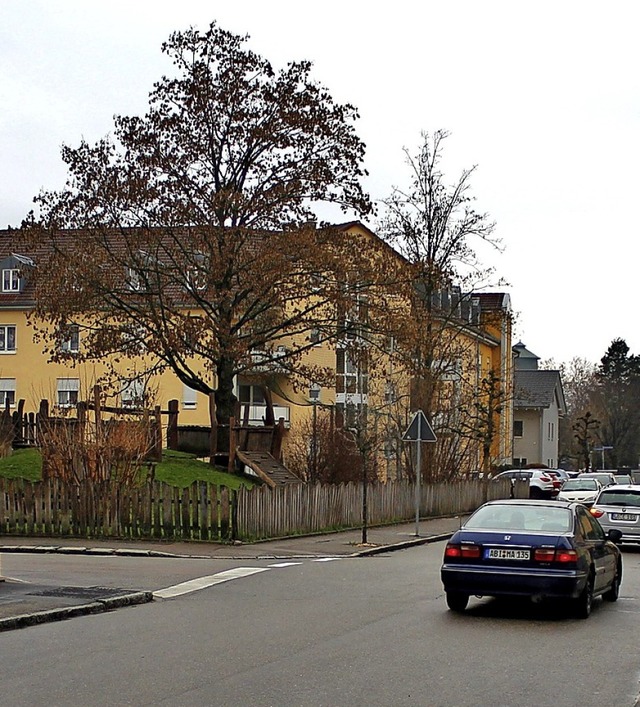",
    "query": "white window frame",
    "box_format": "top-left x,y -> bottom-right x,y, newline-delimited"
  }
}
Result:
0,378 -> 16,408
60,326 -> 80,353
121,379 -> 145,408
0,325 -> 16,353
182,383 -> 198,410
2,269 -> 19,292
125,267 -> 142,292
56,378 -> 80,408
